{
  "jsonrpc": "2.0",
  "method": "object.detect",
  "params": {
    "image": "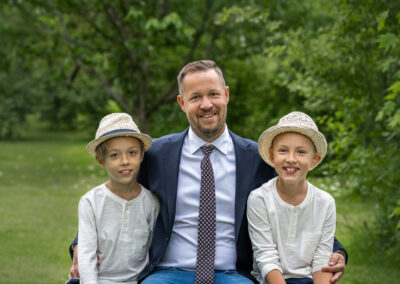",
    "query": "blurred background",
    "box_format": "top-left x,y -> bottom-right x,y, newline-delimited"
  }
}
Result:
0,0 -> 399,282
